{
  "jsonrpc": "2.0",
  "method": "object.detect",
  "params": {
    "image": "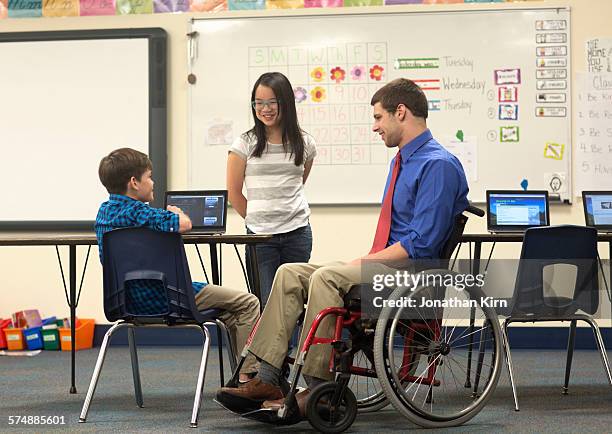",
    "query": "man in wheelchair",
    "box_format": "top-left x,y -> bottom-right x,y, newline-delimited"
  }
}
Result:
216,78 -> 470,421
